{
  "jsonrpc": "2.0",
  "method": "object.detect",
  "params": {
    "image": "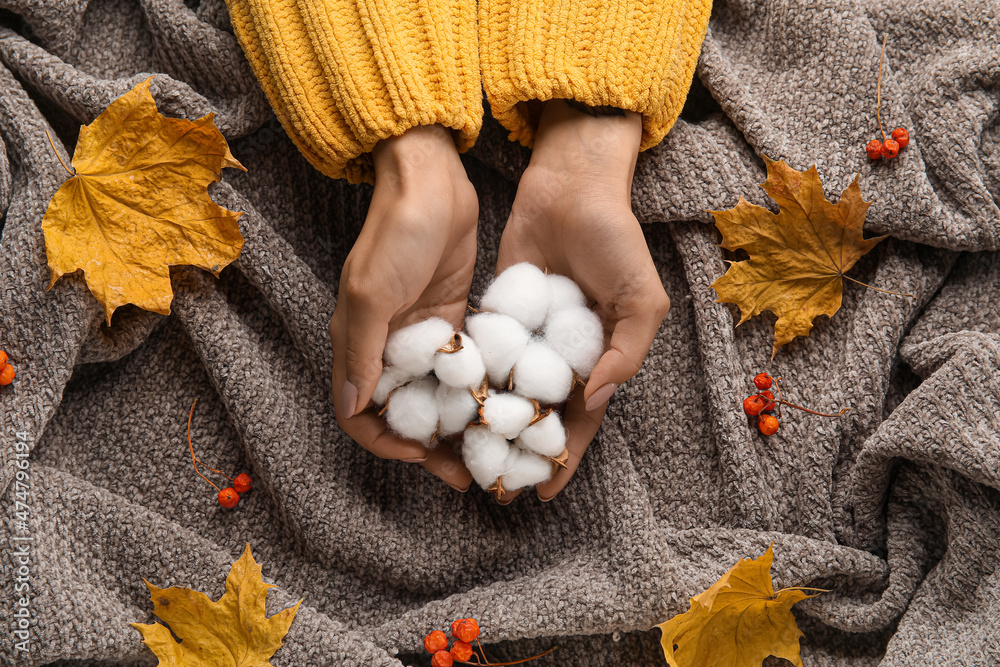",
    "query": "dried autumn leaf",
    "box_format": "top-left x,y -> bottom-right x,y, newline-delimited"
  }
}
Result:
42,76 -> 245,323
656,545 -> 820,667
710,157 -> 887,357
131,544 -> 301,667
